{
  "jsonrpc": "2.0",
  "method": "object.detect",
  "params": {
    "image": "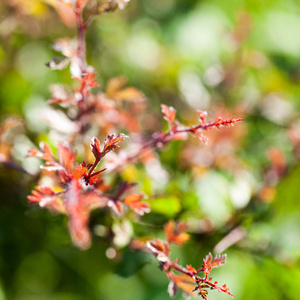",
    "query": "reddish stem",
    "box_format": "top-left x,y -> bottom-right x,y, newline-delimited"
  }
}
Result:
87,158 -> 100,176
121,117 -> 243,167
168,261 -> 233,297
75,1 -> 87,74
73,1 -> 91,128
86,167 -> 106,179
169,262 -> 195,277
